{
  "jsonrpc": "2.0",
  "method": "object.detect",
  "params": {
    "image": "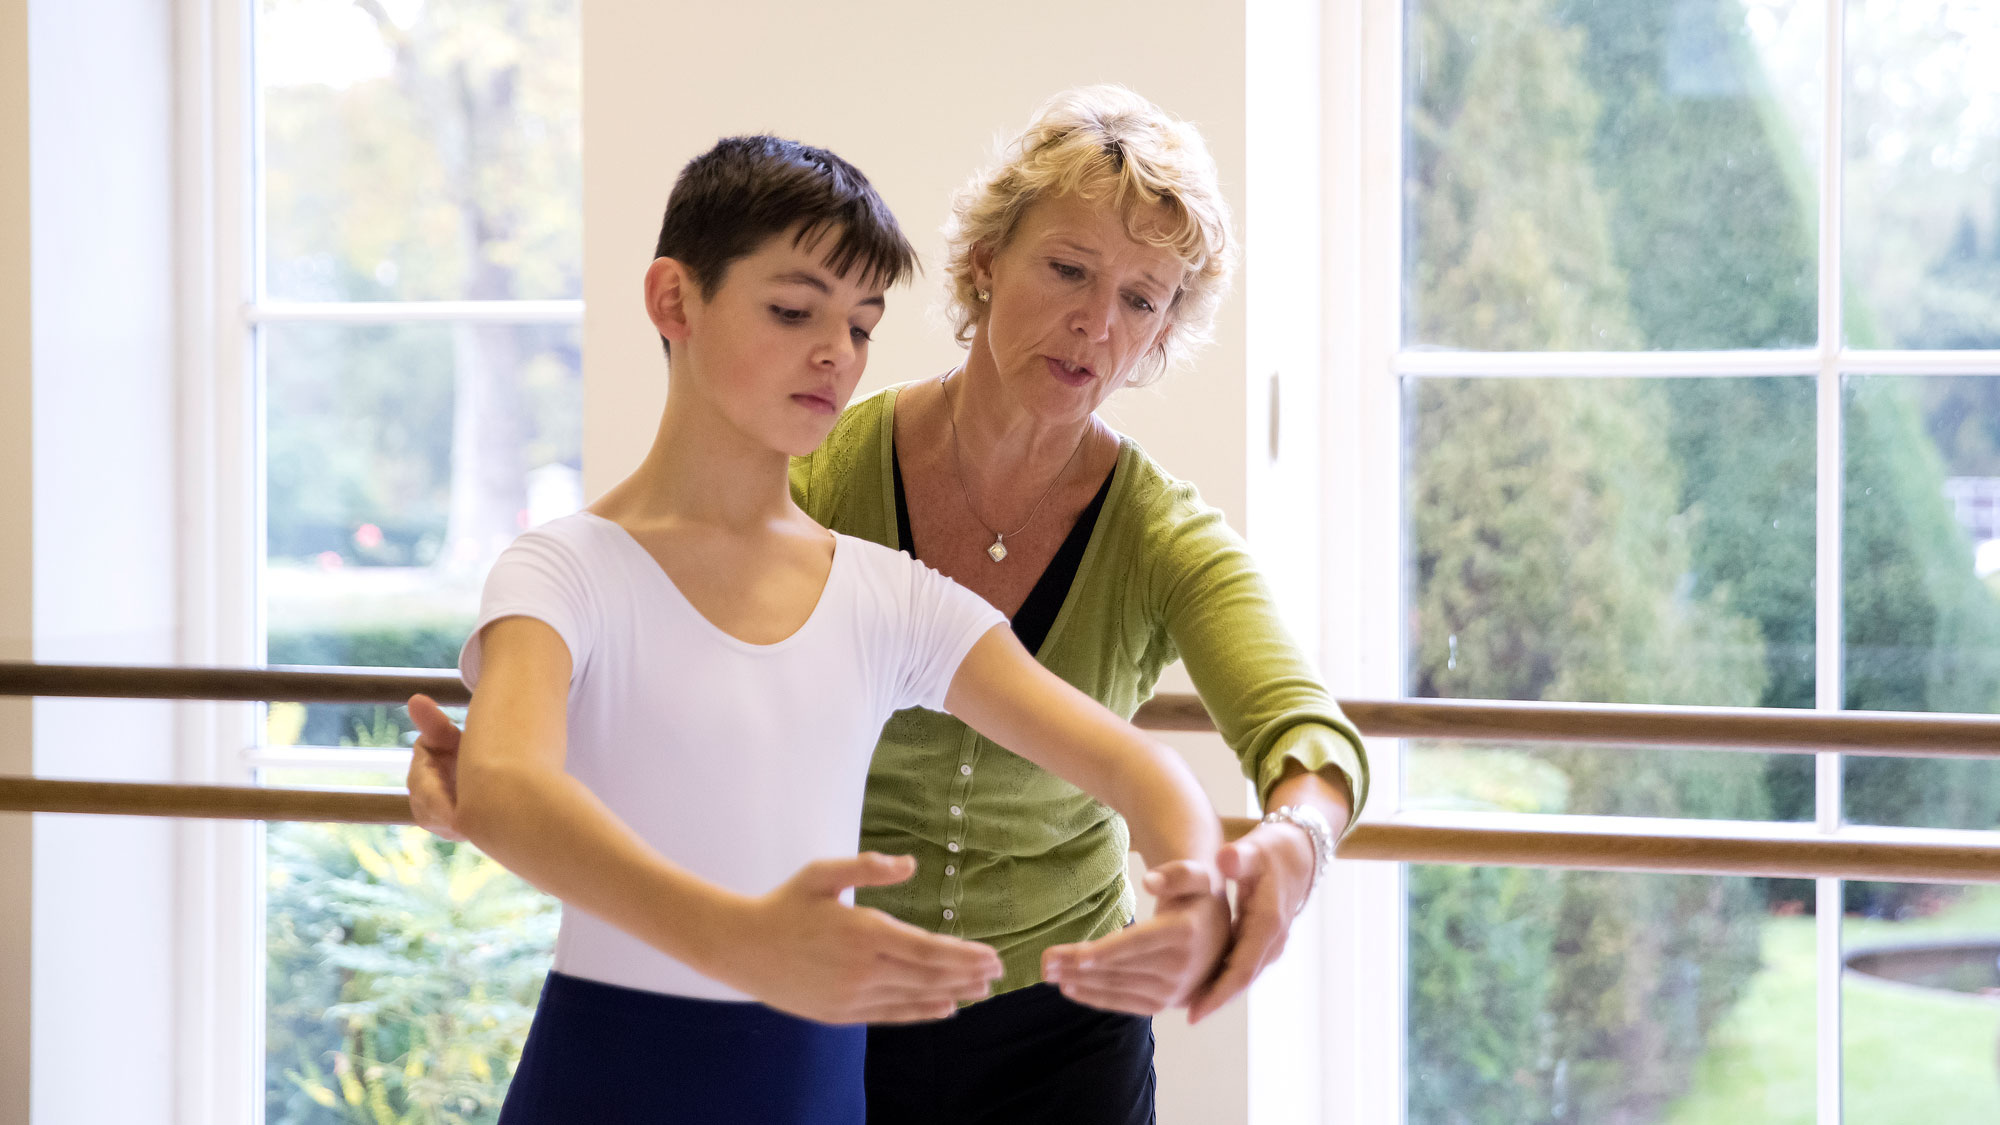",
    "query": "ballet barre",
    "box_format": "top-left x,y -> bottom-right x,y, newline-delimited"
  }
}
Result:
4,661 -> 2000,885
